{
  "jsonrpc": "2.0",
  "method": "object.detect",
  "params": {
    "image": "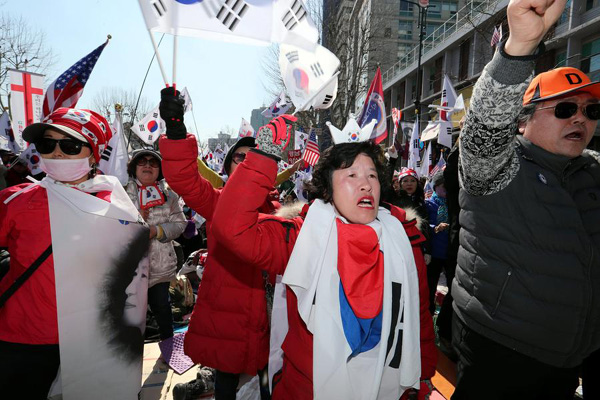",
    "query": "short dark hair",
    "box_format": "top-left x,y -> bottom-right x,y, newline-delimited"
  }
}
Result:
127,153 -> 163,181
517,103 -> 537,126
306,141 -> 388,203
